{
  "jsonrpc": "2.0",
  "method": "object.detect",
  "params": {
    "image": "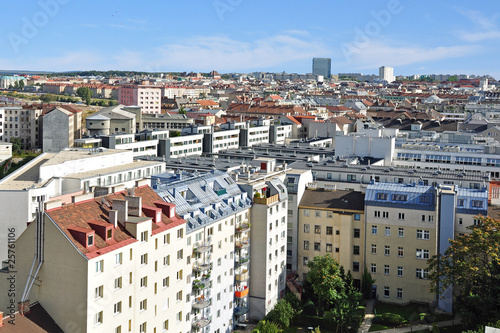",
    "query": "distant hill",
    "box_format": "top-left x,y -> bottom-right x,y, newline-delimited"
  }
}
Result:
0,70 -> 53,75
